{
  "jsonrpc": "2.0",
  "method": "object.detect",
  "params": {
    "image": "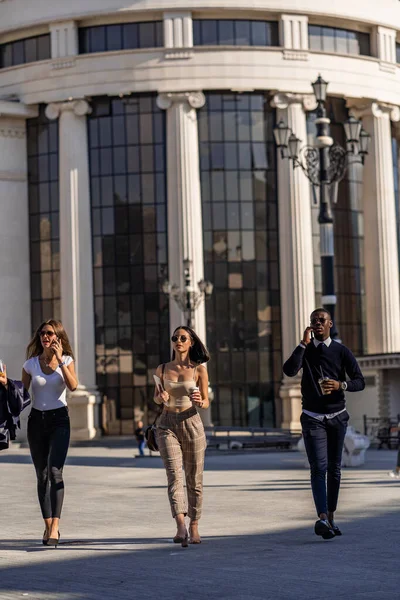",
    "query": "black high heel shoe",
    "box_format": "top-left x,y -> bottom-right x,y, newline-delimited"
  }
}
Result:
47,532 -> 60,547
42,530 -> 49,546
